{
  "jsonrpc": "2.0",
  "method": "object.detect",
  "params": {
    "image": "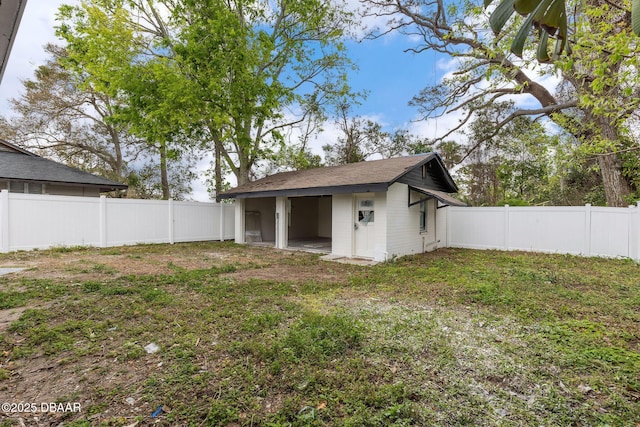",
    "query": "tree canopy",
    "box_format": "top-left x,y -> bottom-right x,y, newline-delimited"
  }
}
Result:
55,0 -> 357,197
364,0 -> 640,206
